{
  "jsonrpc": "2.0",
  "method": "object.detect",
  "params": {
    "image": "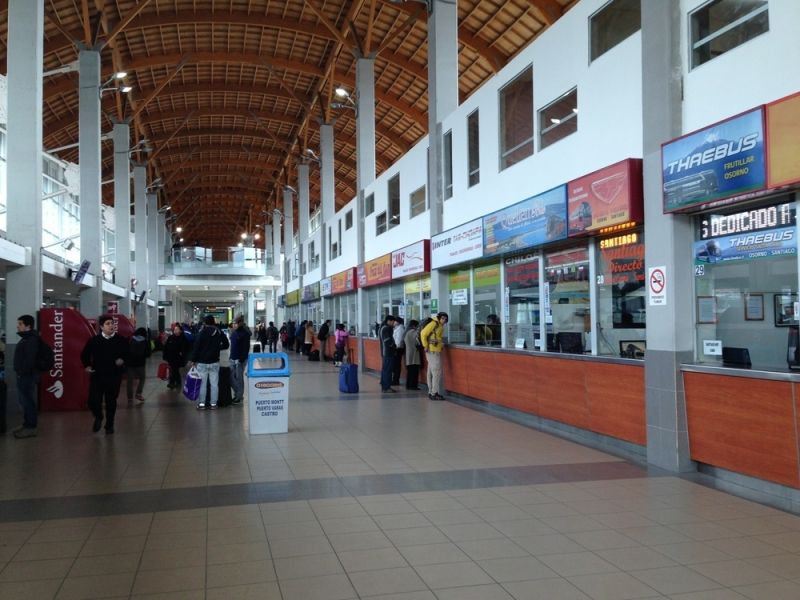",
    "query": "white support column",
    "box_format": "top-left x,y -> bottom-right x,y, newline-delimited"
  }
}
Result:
5,0 -> 44,347
247,292 -> 255,328
133,164 -> 148,325
355,57 -> 375,362
298,164 -> 310,243
78,48 -> 104,318
320,123 -> 335,223
426,0 -> 459,314
283,188 -> 294,279
147,192 -> 159,330
112,121 -> 132,316
272,210 -> 282,277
